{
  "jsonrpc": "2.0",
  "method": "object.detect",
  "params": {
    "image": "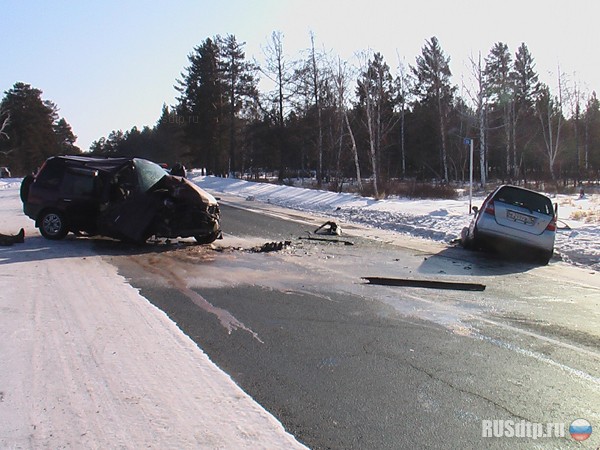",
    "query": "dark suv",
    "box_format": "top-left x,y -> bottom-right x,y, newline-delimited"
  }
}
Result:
21,156 -> 222,244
